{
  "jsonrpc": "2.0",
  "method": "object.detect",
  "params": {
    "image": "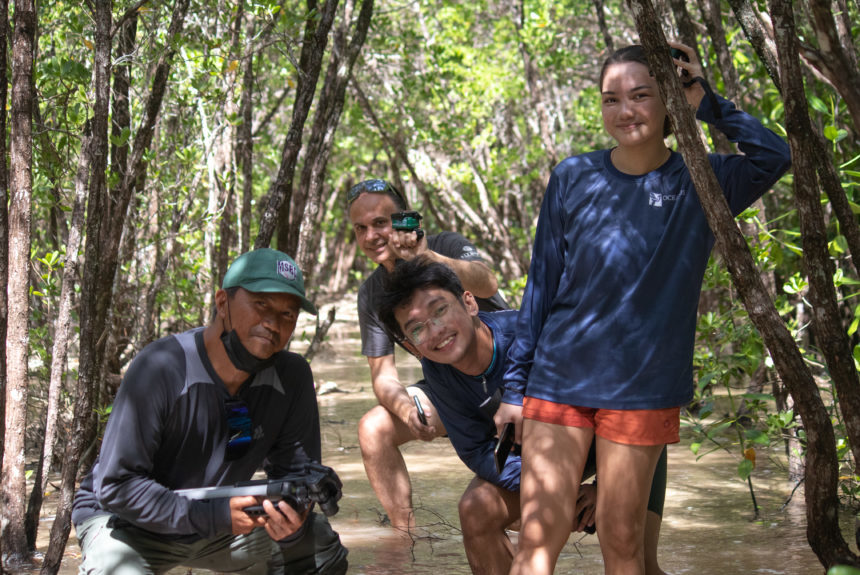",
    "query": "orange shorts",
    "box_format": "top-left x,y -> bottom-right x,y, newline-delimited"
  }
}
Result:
522,397 -> 680,446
